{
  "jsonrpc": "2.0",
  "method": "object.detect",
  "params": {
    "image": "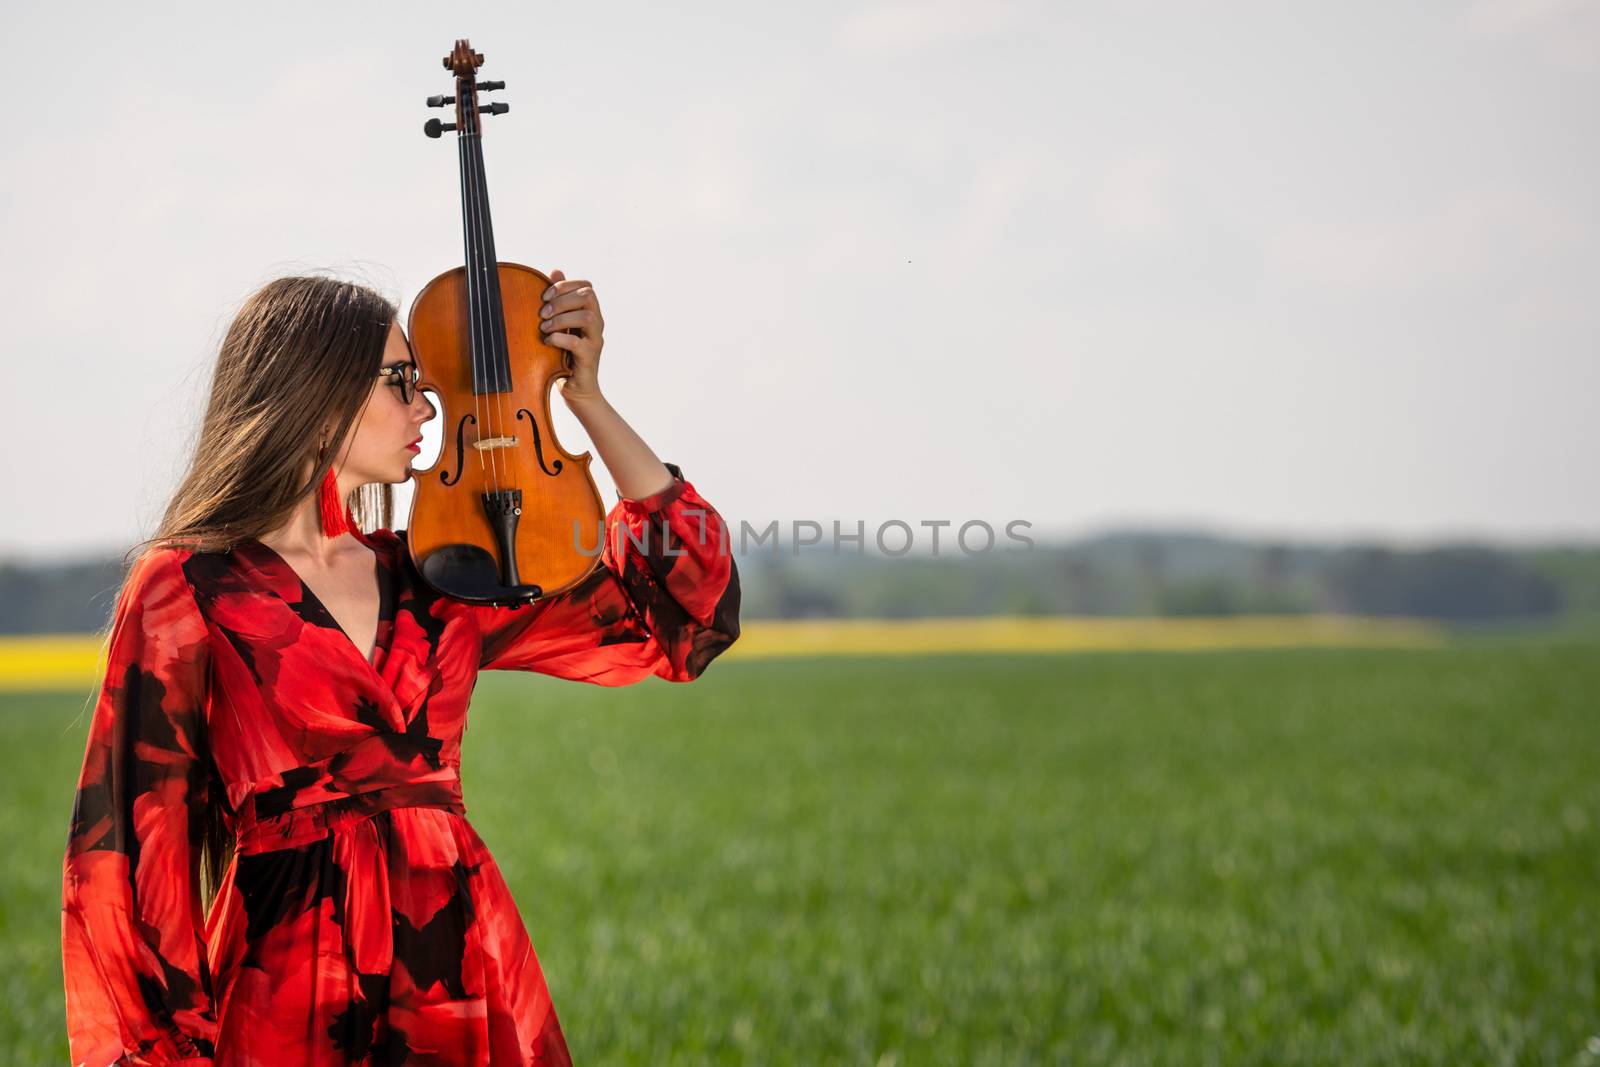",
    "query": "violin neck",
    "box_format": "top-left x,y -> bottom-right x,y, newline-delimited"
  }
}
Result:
457,120 -> 513,395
